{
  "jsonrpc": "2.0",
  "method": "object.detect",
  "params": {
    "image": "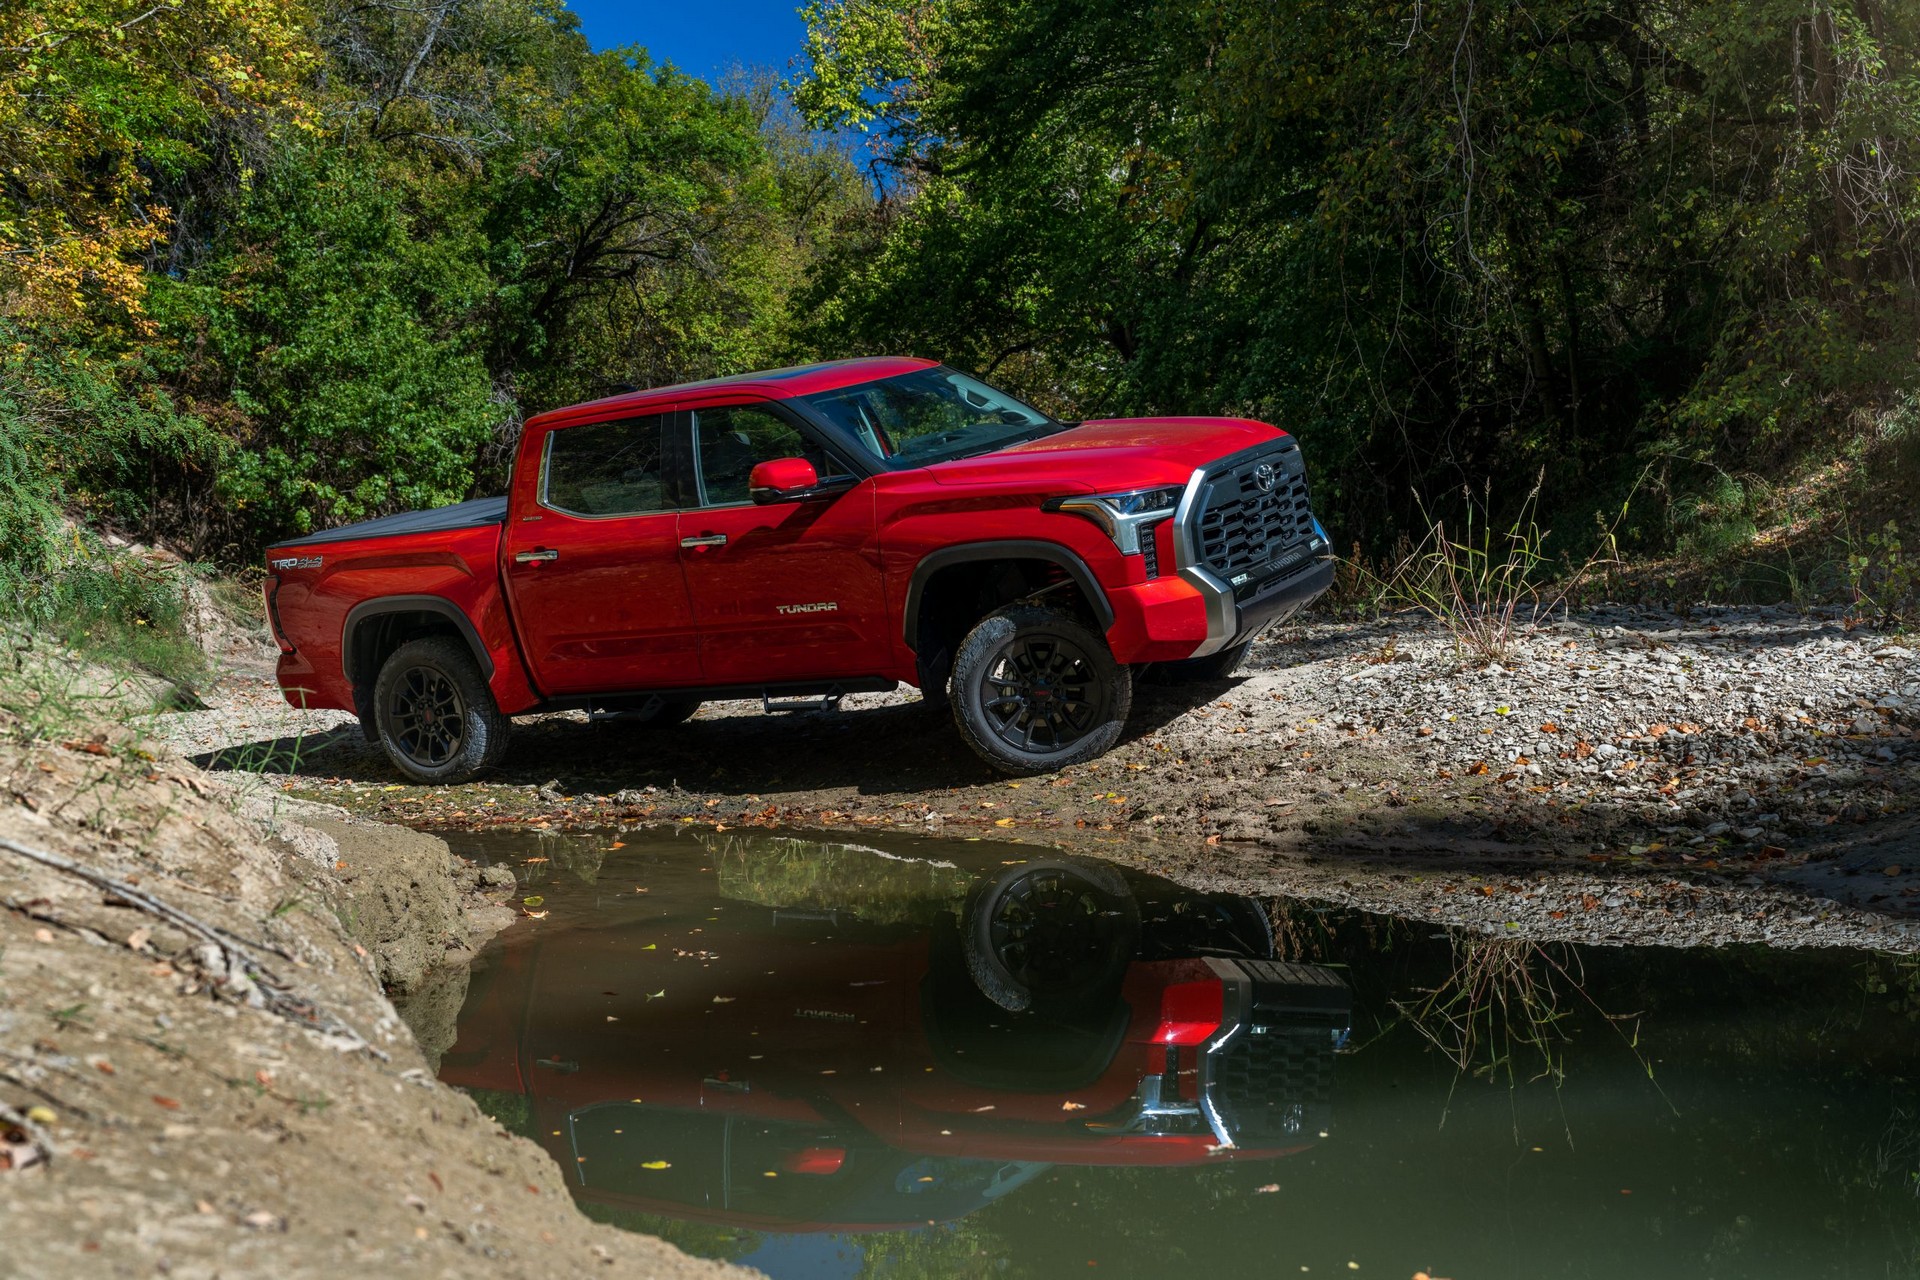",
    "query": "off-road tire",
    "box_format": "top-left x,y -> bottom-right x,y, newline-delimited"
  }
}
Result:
949,604 -> 1131,775
961,859 -> 1140,1013
372,637 -> 510,784
1152,639 -> 1254,684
